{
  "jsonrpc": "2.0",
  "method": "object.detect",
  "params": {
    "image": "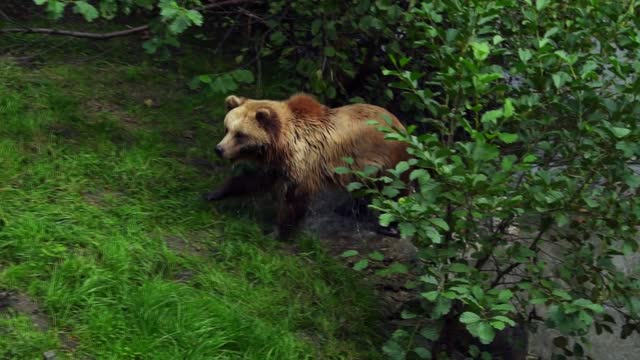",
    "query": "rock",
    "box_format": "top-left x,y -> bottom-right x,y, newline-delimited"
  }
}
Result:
386,237 -> 418,263
43,350 -> 57,360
